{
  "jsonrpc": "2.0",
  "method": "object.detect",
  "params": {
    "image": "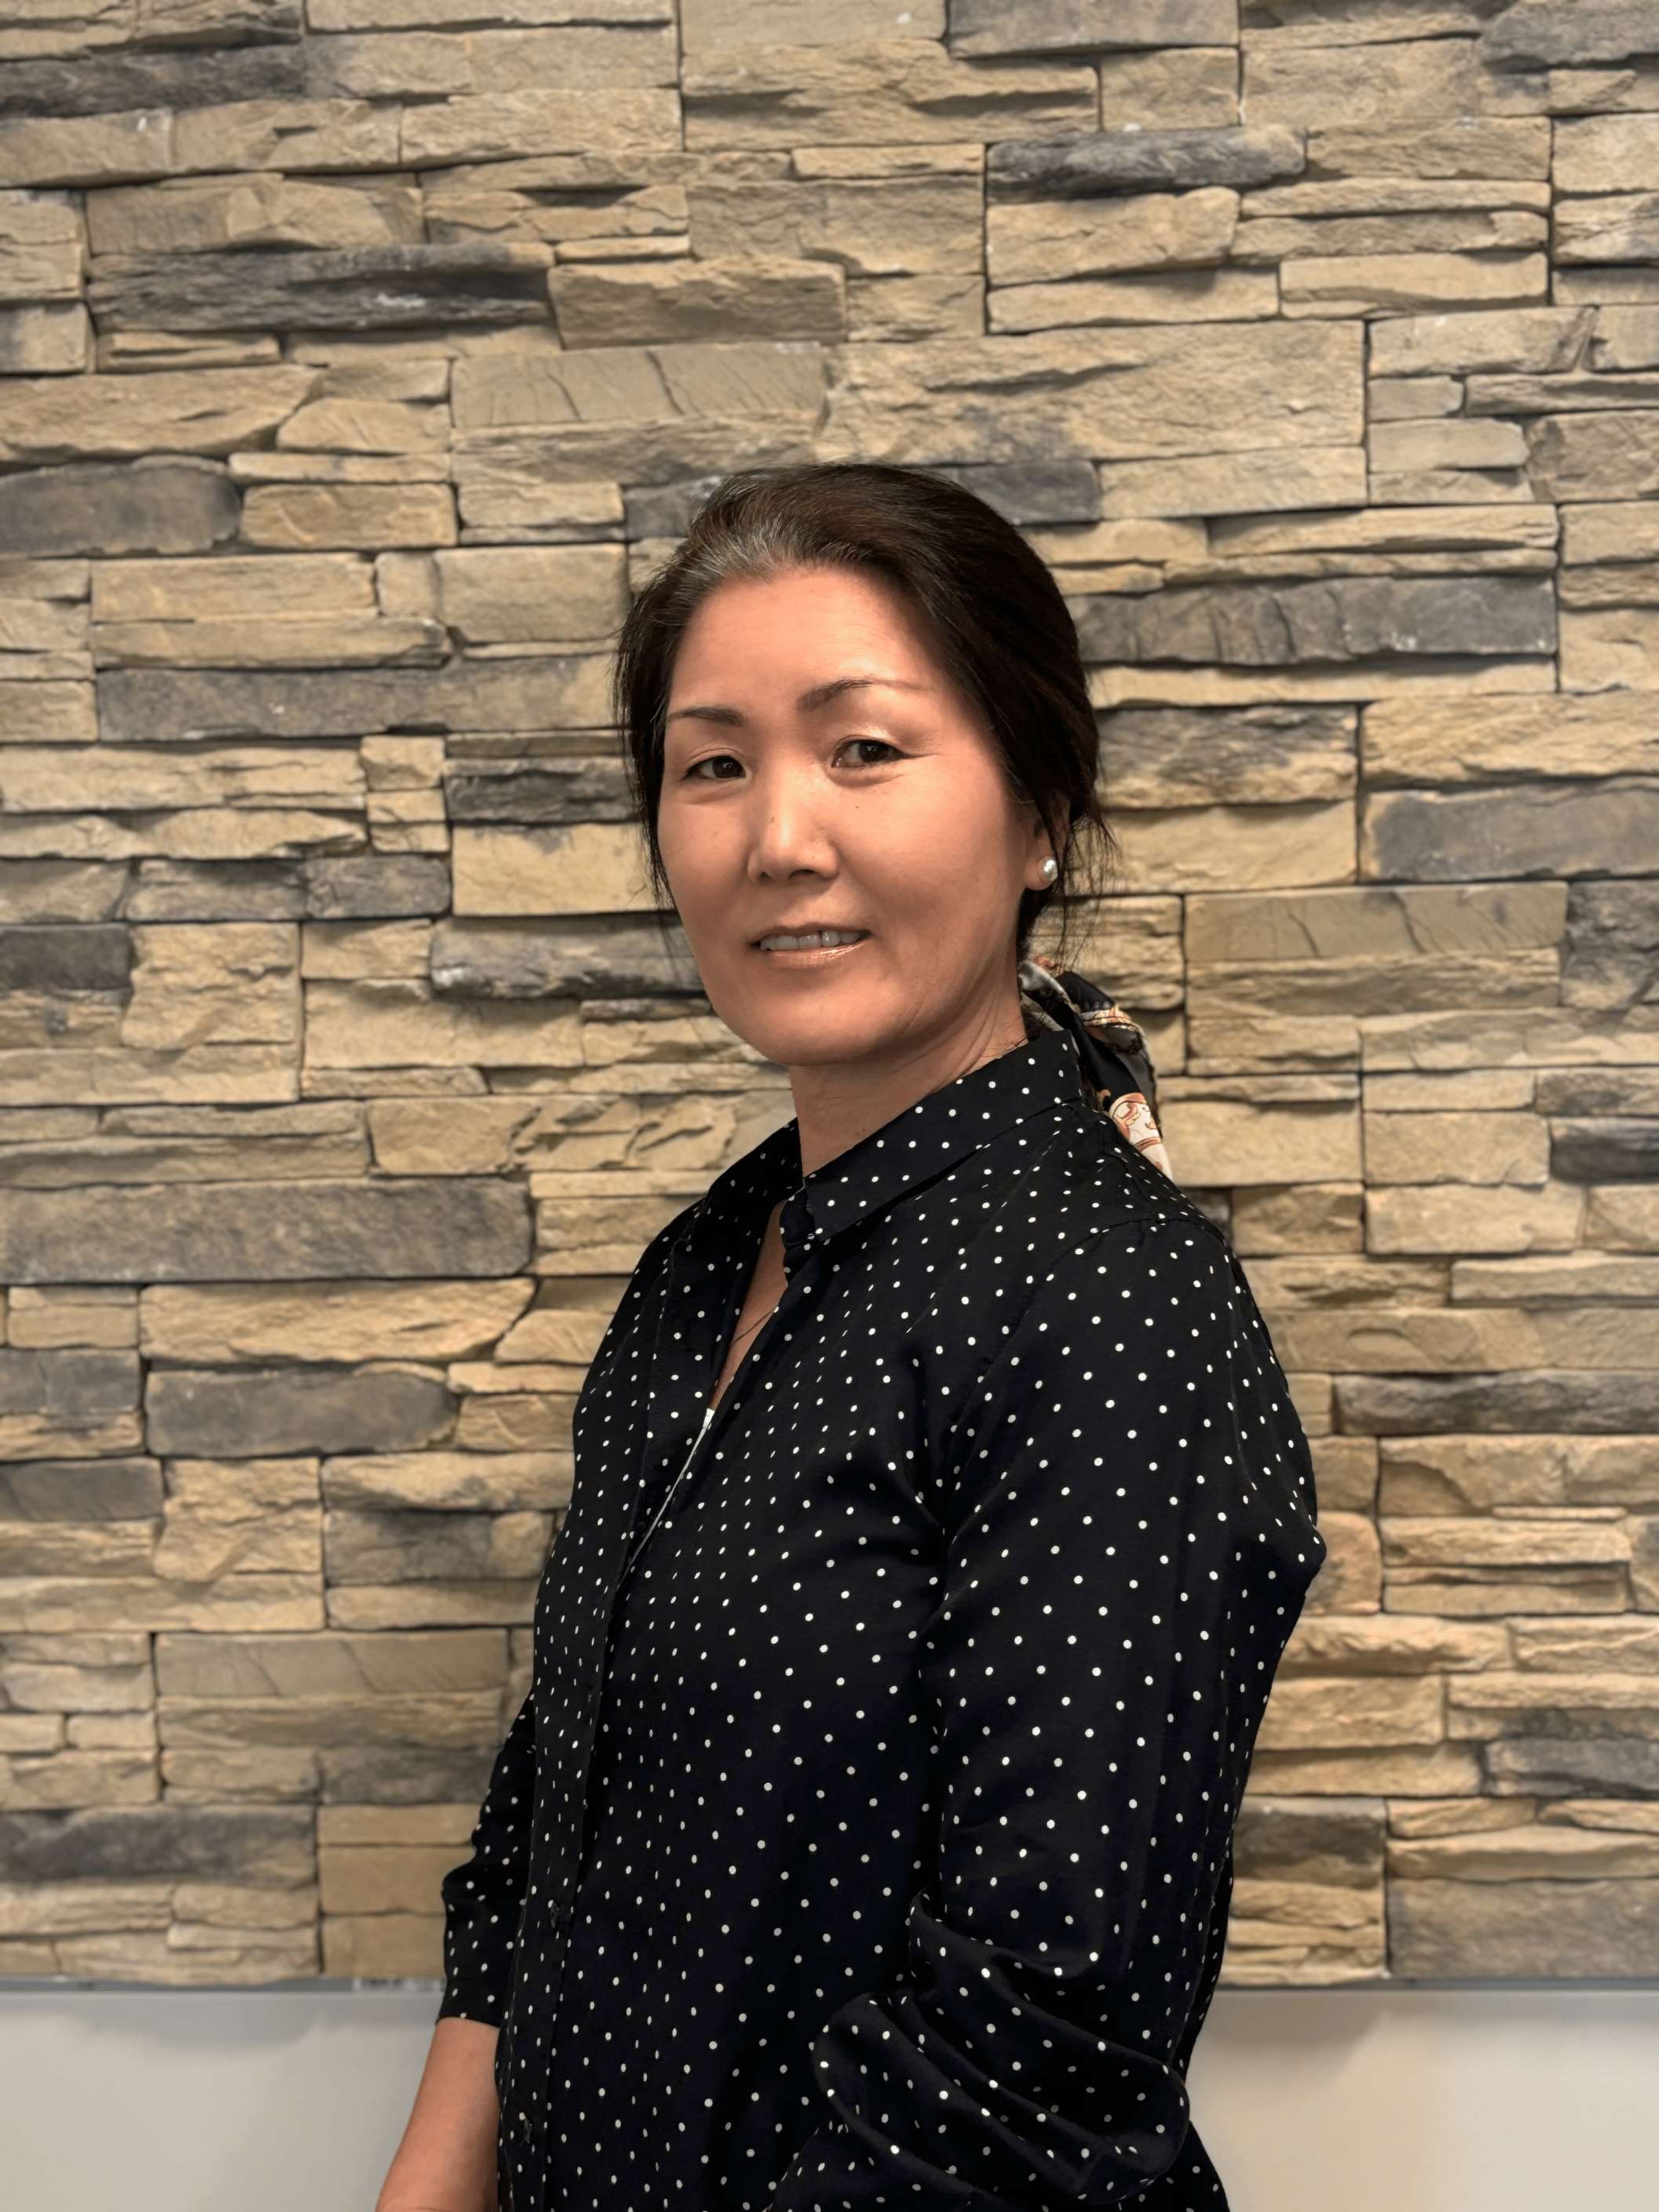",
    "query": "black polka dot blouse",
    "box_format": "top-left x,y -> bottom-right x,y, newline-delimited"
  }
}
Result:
437,1003 -> 1327,2212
